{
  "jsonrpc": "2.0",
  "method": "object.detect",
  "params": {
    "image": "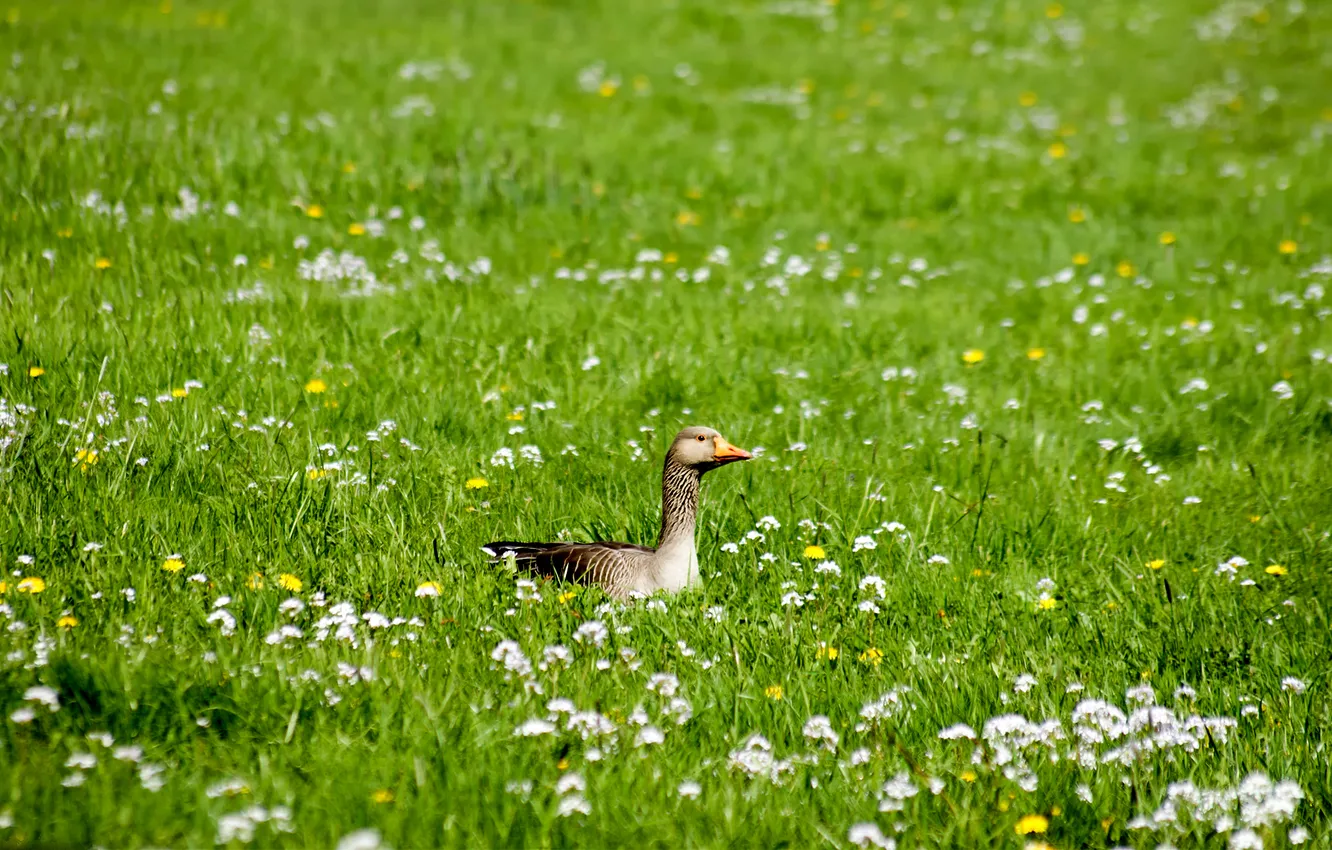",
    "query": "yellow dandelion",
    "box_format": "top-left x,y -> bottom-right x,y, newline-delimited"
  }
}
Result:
675,210 -> 700,227
816,644 -> 839,661
94,257 -> 112,269
465,477 -> 489,490
1051,805 -> 1062,817
1067,207 -> 1085,223
415,581 -> 442,598
17,577 -> 46,594
172,387 -> 189,398
74,448 -> 100,471
764,685 -> 784,700
1159,231 -> 1177,246
960,770 -> 977,782
1072,252 -> 1090,266
28,366 -> 45,378
1116,260 -> 1136,278
57,615 -> 79,629
1027,348 -> 1046,361
557,590 -> 577,605
1025,843 -> 1056,850
370,789 -> 393,804
1278,239 -> 1298,255
859,647 -> 884,666
663,252 -> 678,264
162,556 -> 185,574
1037,596 -> 1058,610
305,204 -> 324,219
342,162 -> 357,174
278,574 -> 303,592
1148,559 -> 1165,570
1019,91 -> 1038,108
58,227 -> 74,238
506,411 -> 524,421
598,79 -> 618,97
304,378 -> 327,394
348,223 -> 366,236
803,545 -> 826,559
1045,3 -> 1062,18
1015,814 -> 1049,835
815,236 -> 830,252
962,348 -> 985,365
1047,142 -> 1067,159
307,468 -> 330,480
1249,514 -> 1263,523
247,573 -> 265,590
1265,565 -> 1287,576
